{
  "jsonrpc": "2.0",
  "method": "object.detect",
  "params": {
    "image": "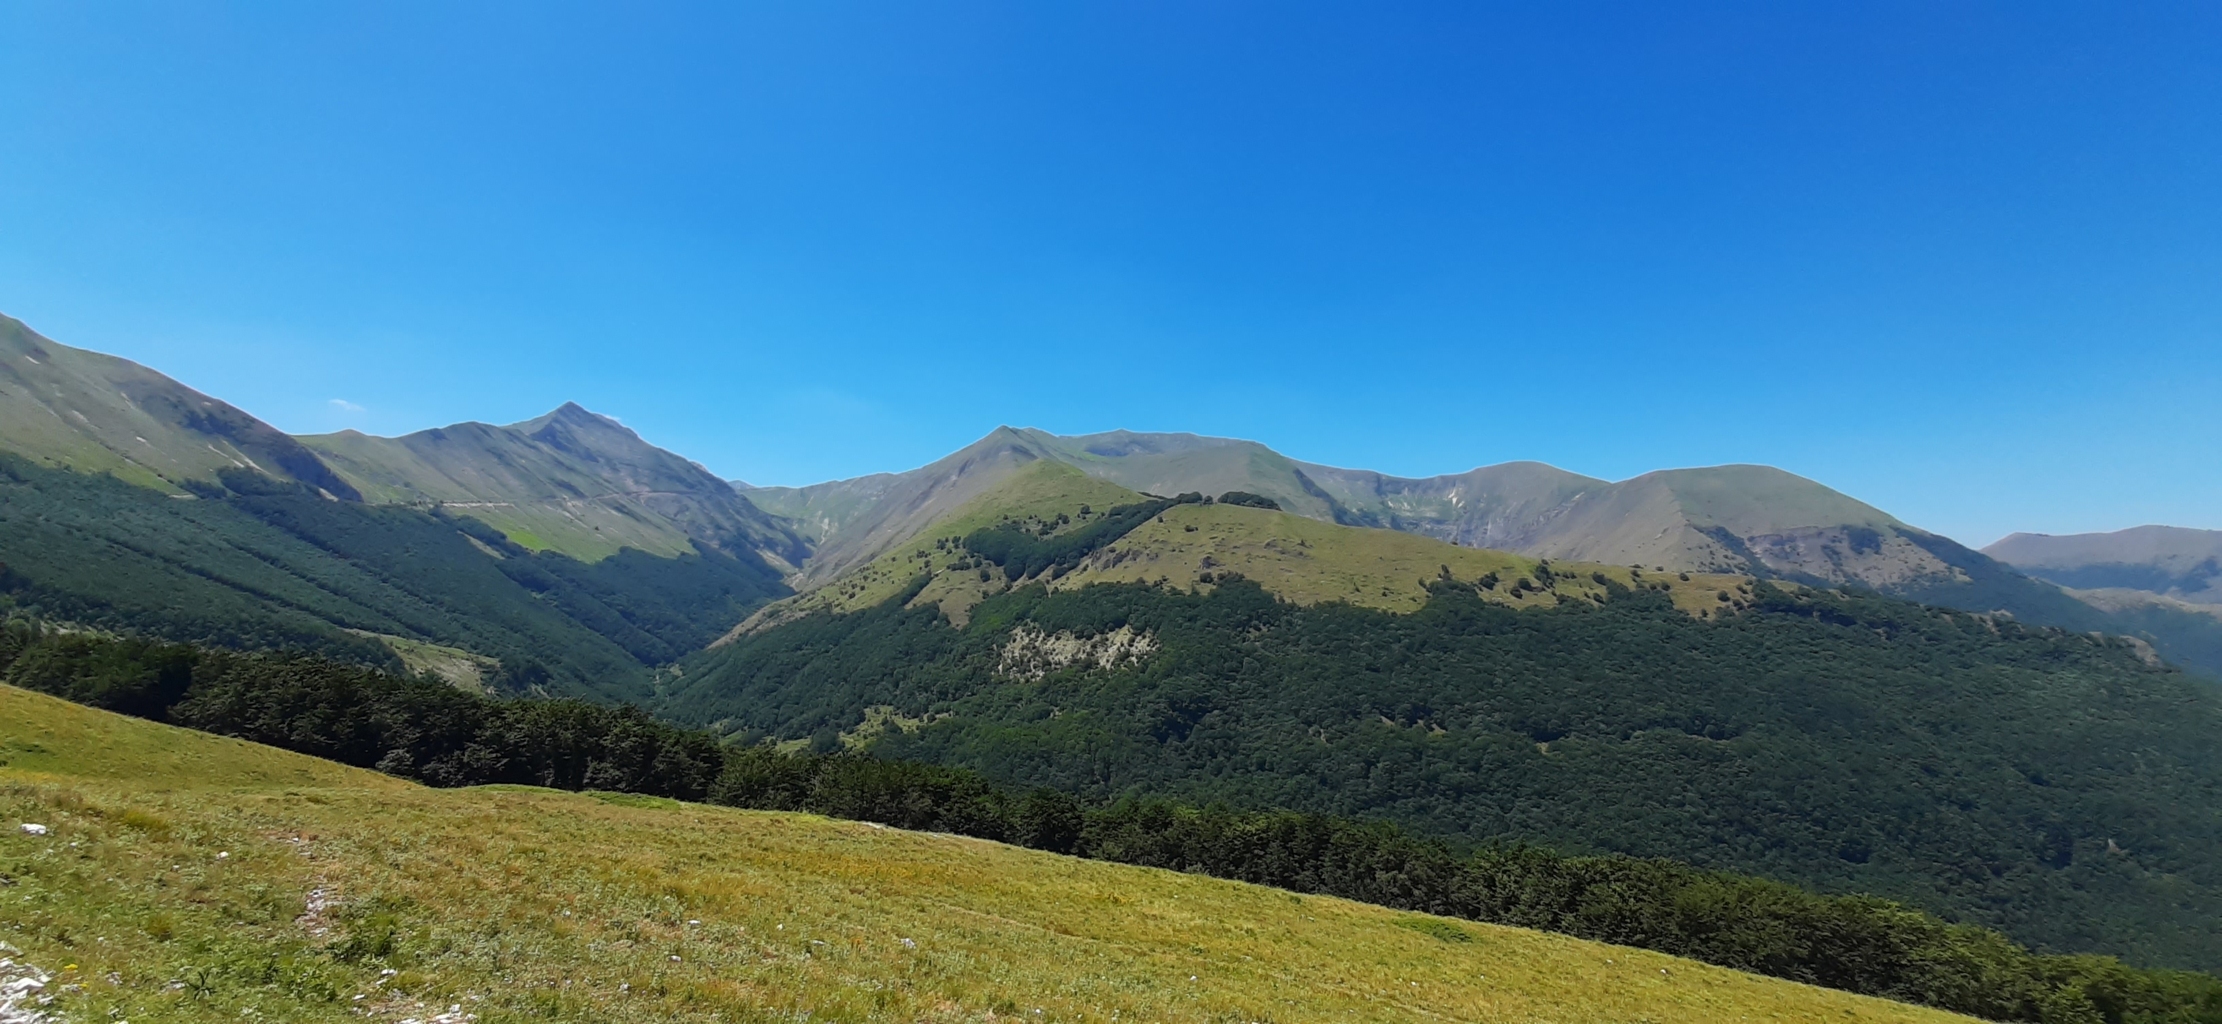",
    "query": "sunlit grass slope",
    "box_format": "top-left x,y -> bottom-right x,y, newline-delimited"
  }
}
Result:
731,462 -> 1747,634
0,685 -> 1972,1023
725,463 -> 1142,631
1058,500 -> 1750,615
